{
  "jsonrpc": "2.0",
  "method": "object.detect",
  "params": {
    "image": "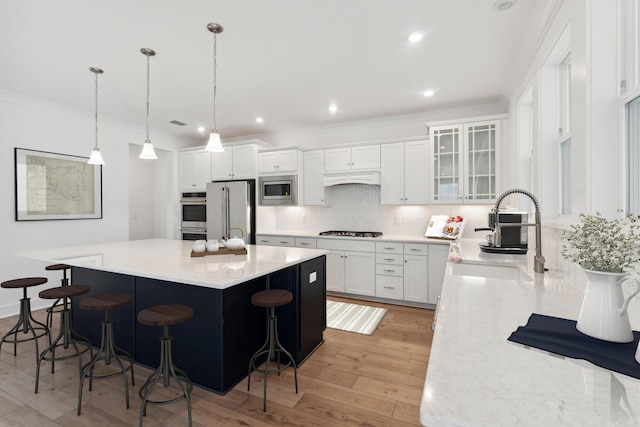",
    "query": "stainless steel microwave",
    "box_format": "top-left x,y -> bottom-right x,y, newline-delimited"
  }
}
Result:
258,175 -> 297,205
